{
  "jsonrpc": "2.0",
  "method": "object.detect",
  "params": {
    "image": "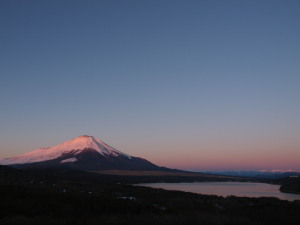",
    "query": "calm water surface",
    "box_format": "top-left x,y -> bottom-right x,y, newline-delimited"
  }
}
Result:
137,182 -> 300,201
